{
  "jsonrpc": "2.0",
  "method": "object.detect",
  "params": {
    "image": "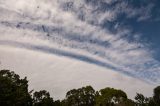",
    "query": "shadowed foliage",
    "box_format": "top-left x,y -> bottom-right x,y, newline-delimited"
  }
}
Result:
64,86 -> 96,106
0,70 -> 32,106
0,69 -> 160,106
153,86 -> 160,106
33,90 -> 55,106
96,87 -> 128,106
